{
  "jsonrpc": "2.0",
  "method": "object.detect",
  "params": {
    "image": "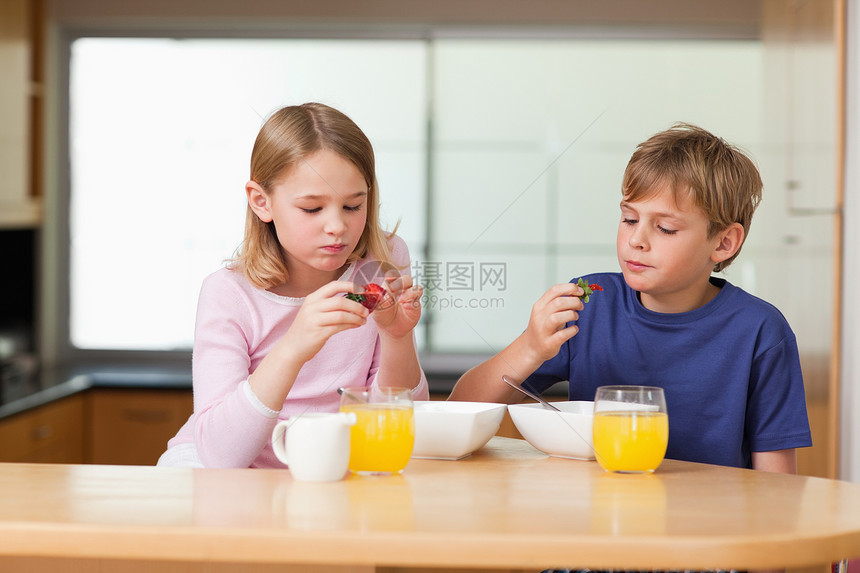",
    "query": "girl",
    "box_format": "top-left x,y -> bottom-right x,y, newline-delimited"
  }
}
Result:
158,103 -> 428,468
